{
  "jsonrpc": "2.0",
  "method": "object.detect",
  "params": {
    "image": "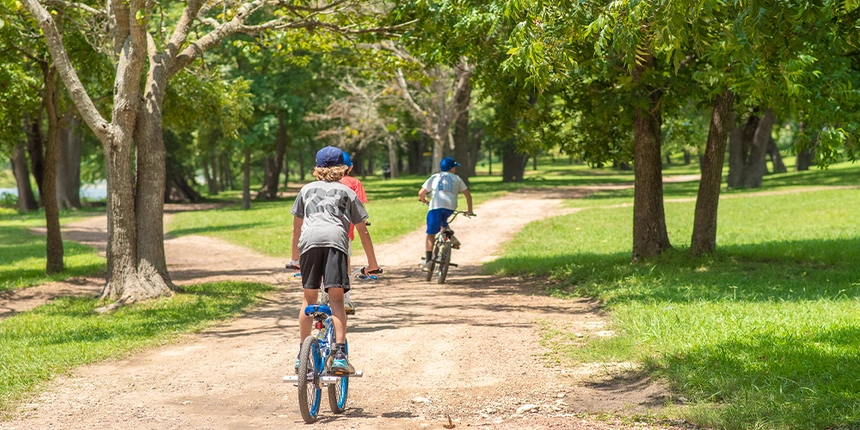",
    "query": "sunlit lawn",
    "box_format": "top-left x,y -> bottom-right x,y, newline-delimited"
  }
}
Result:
486,162 -> 860,429
0,208 -> 105,291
